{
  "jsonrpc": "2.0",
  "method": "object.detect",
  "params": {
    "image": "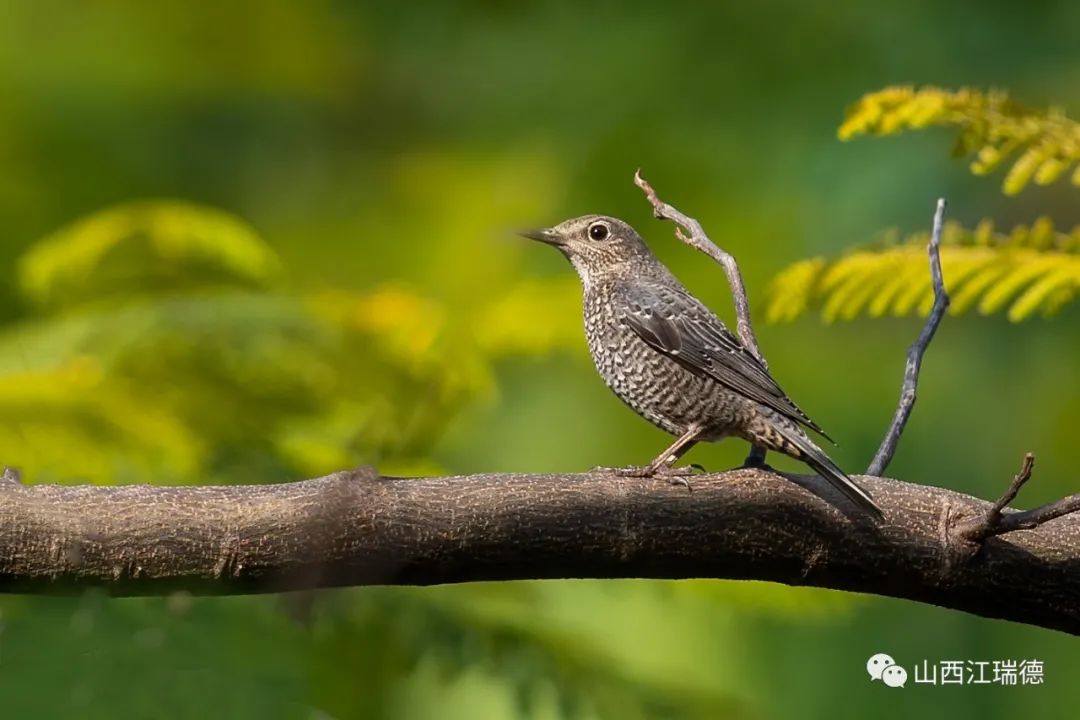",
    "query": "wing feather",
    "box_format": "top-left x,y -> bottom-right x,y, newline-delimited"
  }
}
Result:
616,282 -> 831,440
